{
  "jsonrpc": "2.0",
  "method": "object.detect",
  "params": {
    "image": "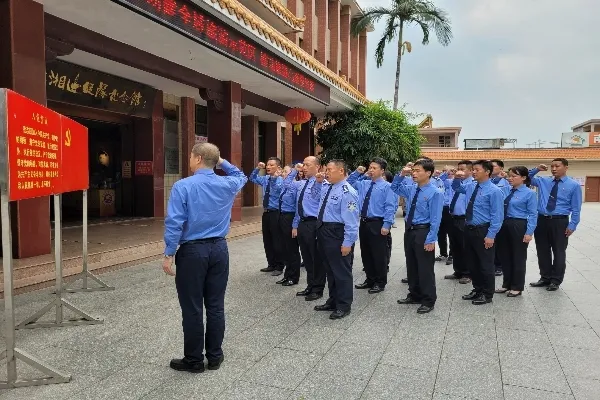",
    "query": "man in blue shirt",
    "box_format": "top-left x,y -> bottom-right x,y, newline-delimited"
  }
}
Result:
276,165 -> 301,286
452,160 -> 504,305
529,158 -> 582,291
348,158 -> 397,293
392,160 -> 443,314
163,143 -> 247,373
384,170 -> 399,271
436,167 -> 454,265
249,158 -> 285,276
313,160 -> 359,320
490,159 -> 510,276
